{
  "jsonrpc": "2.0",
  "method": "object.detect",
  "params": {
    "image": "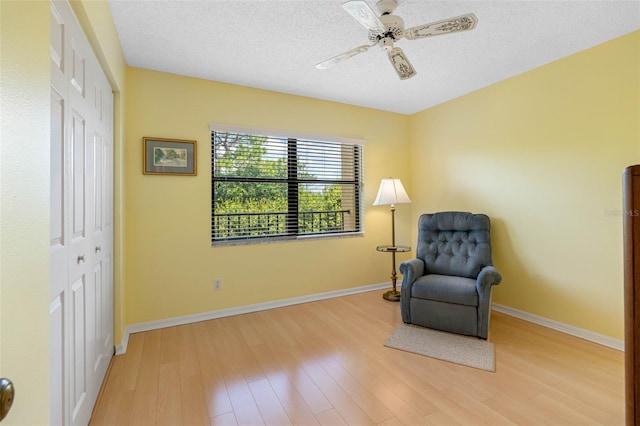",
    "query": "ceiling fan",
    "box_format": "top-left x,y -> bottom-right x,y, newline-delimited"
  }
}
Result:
316,0 -> 477,80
